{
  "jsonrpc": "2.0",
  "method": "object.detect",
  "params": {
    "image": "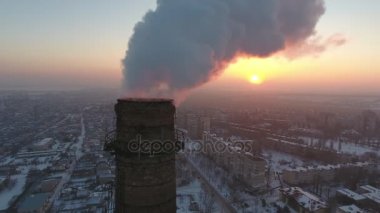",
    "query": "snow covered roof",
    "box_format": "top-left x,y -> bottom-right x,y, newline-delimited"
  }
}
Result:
284,162 -> 370,173
35,138 -> 53,146
338,204 -> 366,213
287,167 -> 307,172
362,192 -> 380,204
280,187 -> 328,211
342,129 -> 360,135
337,189 -> 366,201
360,185 -> 380,194
316,165 -> 334,170
0,177 -> 6,184
363,186 -> 380,206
